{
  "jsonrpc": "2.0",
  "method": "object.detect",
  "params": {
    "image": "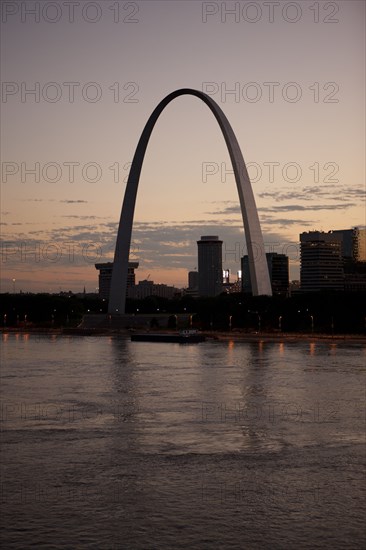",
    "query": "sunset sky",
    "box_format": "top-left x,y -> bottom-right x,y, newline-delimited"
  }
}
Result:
1,0 -> 365,293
